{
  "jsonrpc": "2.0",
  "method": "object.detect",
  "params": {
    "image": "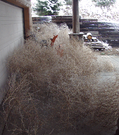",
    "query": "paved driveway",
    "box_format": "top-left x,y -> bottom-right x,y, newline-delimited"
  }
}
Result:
101,55 -> 119,71
97,55 -> 119,84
